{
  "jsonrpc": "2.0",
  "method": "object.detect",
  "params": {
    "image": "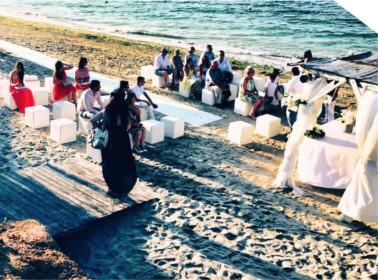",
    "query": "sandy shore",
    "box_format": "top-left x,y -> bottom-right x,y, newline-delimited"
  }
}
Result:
0,15 -> 376,279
